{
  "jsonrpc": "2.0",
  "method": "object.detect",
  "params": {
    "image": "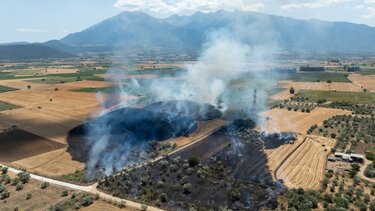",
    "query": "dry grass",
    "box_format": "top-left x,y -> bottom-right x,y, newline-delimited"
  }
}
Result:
259,108 -> 350,134
276,136 -> 335,189
349,73 -> 375,92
